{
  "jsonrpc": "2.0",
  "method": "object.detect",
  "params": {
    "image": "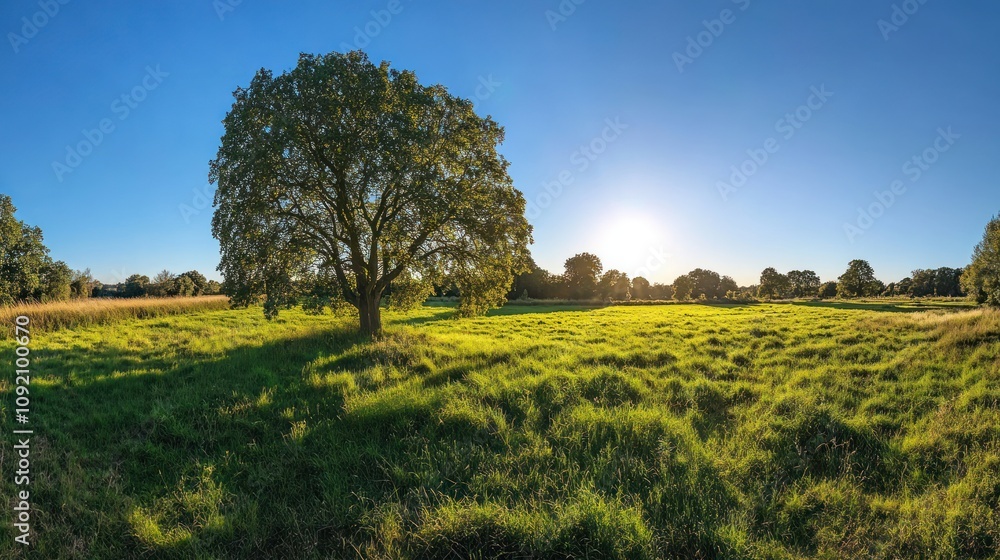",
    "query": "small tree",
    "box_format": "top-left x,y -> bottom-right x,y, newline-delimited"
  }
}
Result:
686,268 -> 722,299
758,267 -> 790,300
175,275 -> 196,297
0,195 -> 53,304
124,275 -> 150,298
70,269 -> 95,299
672,275 -> 694,301
649,283 -> 674,300
787,270 -> 821,298
962,215 -> 1000,305
837,260 -> 879,298
719,276 -> 739,297
631,277 -> 651,300
38,261 -> 72,302
149,270 -> 175,297
817,281 -> 838,299
598,270 -> 630,301
179,271 -> 209,296
564,253 -> 603,300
